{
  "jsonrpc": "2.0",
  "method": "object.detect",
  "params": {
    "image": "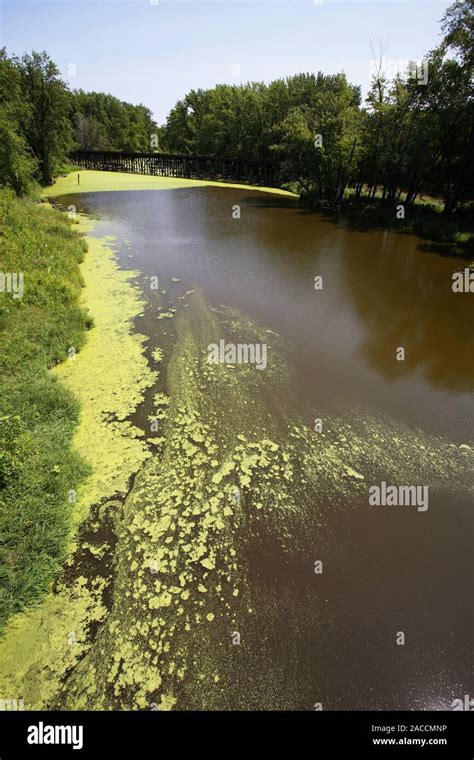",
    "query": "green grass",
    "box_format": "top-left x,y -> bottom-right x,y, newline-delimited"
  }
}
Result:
0,190 -> 91,630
